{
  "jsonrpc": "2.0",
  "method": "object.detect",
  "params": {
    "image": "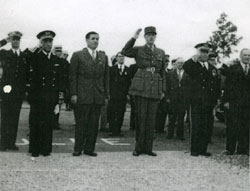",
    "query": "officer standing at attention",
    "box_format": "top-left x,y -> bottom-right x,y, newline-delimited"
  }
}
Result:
70,31 -> 109,157
28,31 -> 64,157
183,43 -> 220,157
0,31 -> 28,151
122,27 -> 166,157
